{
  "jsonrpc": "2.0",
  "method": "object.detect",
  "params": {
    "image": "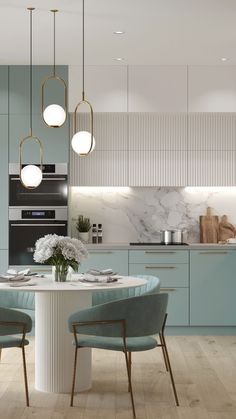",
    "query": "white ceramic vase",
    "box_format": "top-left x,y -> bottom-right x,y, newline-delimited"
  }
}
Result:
78,231 -> 89,243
